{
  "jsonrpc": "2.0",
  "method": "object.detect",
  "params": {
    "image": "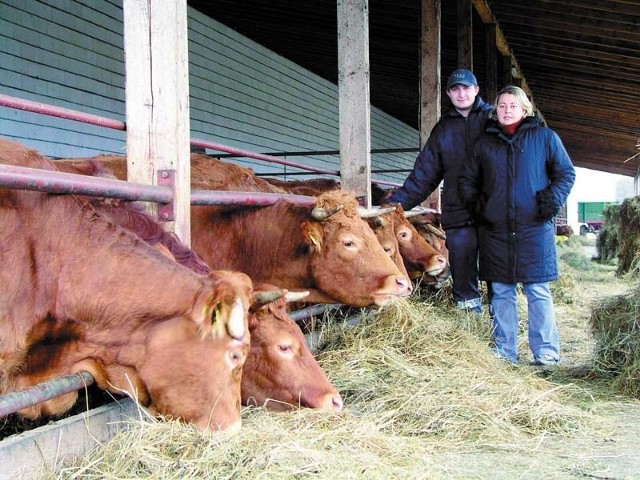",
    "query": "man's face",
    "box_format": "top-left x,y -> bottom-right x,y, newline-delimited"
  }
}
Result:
446,84 -> 479,113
